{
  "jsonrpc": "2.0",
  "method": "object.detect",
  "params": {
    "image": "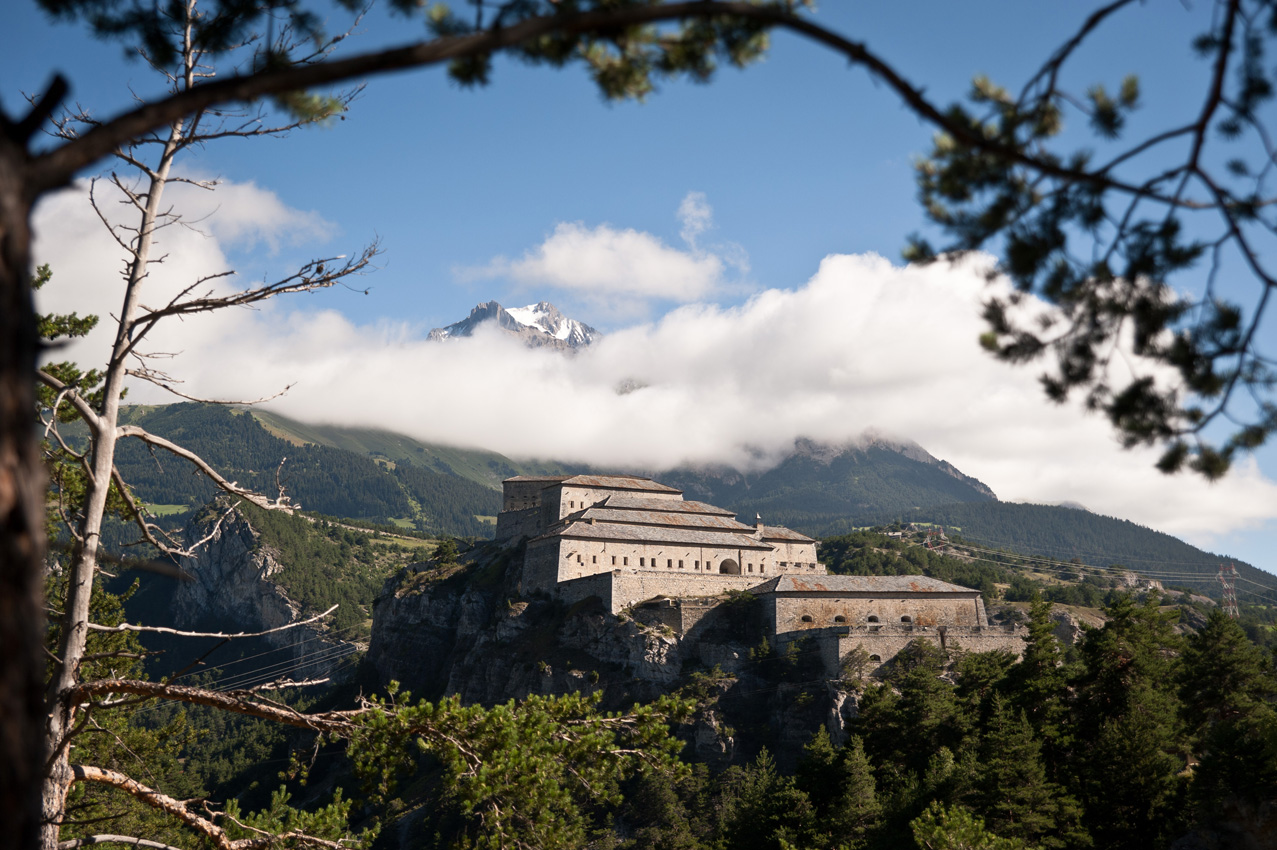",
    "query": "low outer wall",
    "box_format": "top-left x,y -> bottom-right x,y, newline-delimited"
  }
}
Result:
767,592 -> 985,635
496,507 -> 540,545
558,570 -> 763,614
773,624 -> 1026,678
833,625 -> 1026,672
